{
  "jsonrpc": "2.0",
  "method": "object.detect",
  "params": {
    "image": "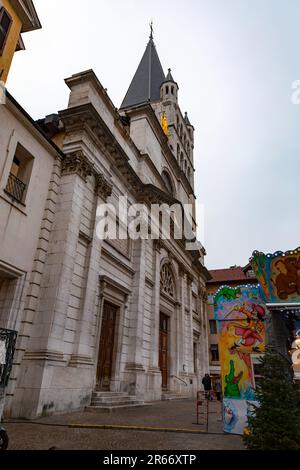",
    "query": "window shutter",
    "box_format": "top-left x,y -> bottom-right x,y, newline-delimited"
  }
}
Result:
0,8 -> 12,54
